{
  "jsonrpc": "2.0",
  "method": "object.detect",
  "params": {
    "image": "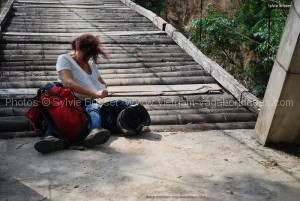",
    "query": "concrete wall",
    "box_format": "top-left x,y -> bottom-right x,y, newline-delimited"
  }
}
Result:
255,1 -> 300,145
0,0 -> 13,29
